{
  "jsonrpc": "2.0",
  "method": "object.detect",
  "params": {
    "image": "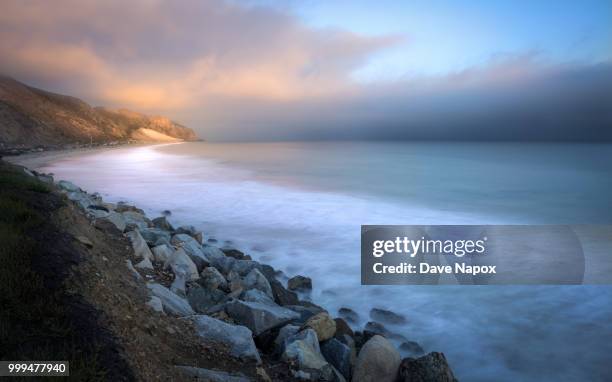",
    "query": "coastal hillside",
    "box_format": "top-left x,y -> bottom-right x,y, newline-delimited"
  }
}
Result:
0,76 -> 197,150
